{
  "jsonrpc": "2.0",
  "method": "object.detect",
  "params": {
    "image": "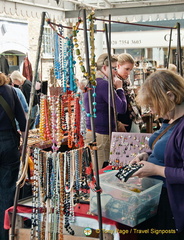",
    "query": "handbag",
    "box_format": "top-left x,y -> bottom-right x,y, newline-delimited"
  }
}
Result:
0,94 -> 21,146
